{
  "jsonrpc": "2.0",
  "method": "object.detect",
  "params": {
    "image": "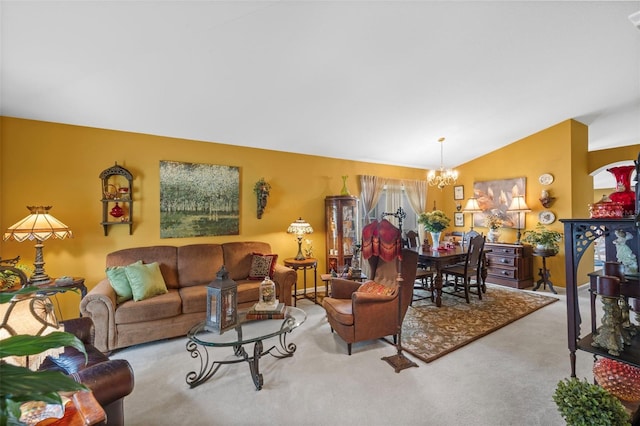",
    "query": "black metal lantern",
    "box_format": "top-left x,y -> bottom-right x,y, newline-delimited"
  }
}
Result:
205,265 -> 238,334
